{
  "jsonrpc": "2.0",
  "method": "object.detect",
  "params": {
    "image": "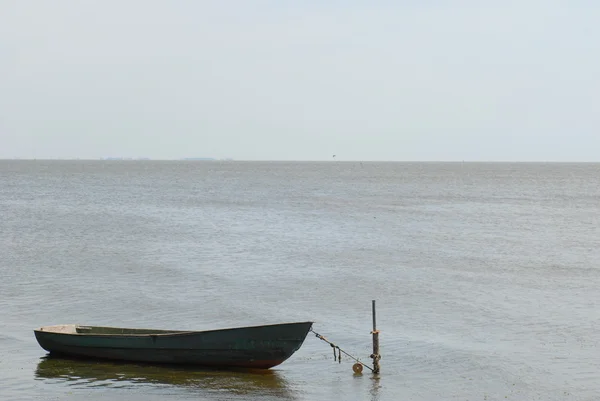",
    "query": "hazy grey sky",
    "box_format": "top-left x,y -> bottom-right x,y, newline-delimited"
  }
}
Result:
1,1 -> 599,161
